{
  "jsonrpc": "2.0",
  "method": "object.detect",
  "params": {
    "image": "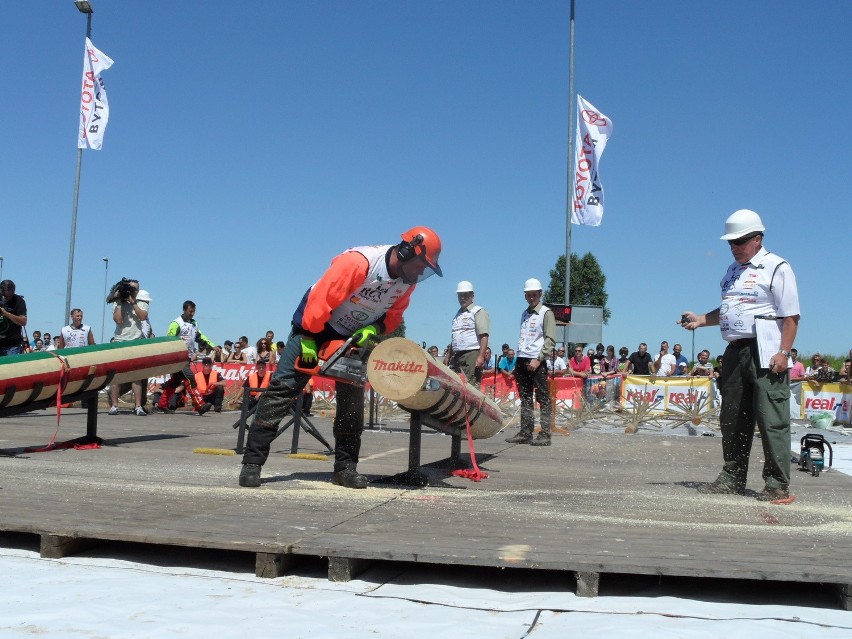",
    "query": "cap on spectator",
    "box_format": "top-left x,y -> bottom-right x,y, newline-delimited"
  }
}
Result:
136,289 -> 152,302
201,357 -> 212,365
224,340 -> 233,346
501,343 -> 510,350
